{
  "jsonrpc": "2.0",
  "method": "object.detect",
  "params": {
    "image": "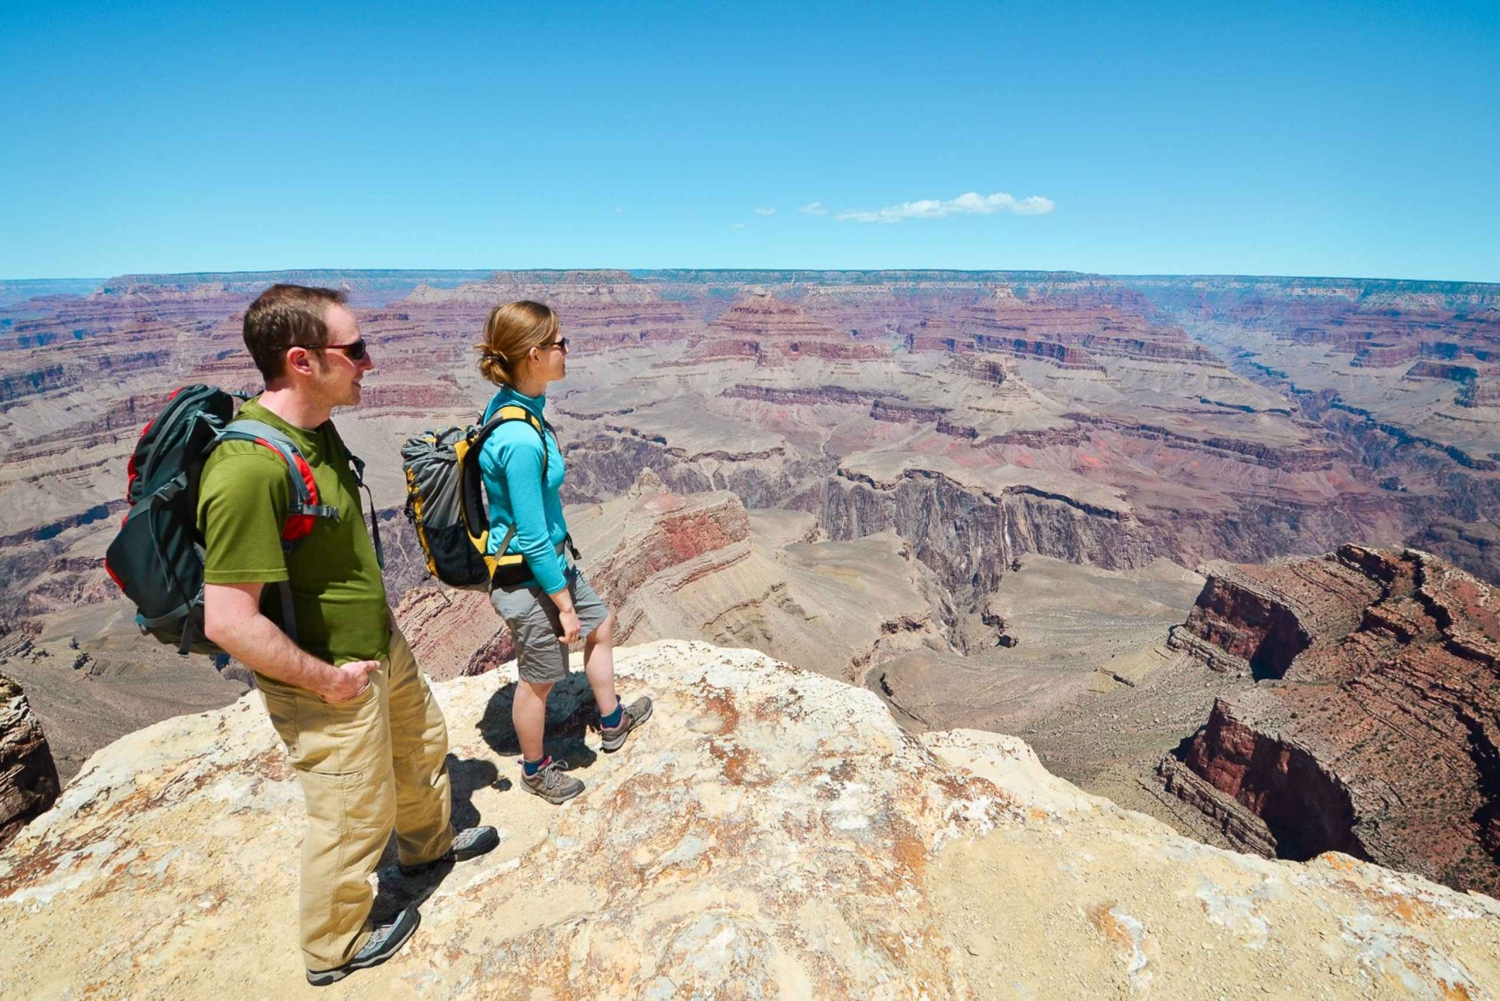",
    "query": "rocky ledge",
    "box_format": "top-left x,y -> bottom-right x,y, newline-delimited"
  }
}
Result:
2,641 -> 1498,999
